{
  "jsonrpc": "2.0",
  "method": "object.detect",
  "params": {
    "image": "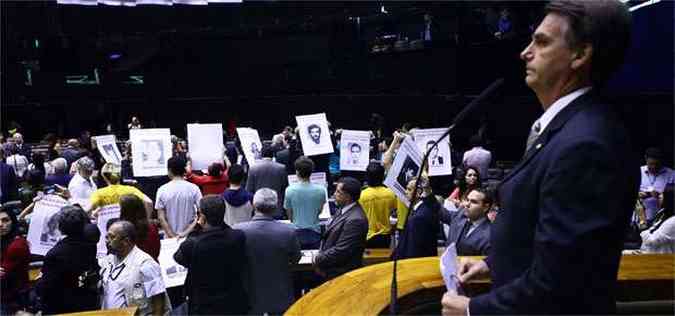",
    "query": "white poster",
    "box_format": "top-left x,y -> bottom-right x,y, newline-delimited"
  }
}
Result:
236,128 -> 263,166
159,238 -> 188,288
96,204 -> 121,257
188,123 -> 224,171
413,128 -> 453,176
288,172 -> 331,219
384,137 -> 423,206
295,113 -> 334,156
339,130 -> 370,172
26,195 -> 69,256
130,128 -> 172,177
95,135 -> 123,165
